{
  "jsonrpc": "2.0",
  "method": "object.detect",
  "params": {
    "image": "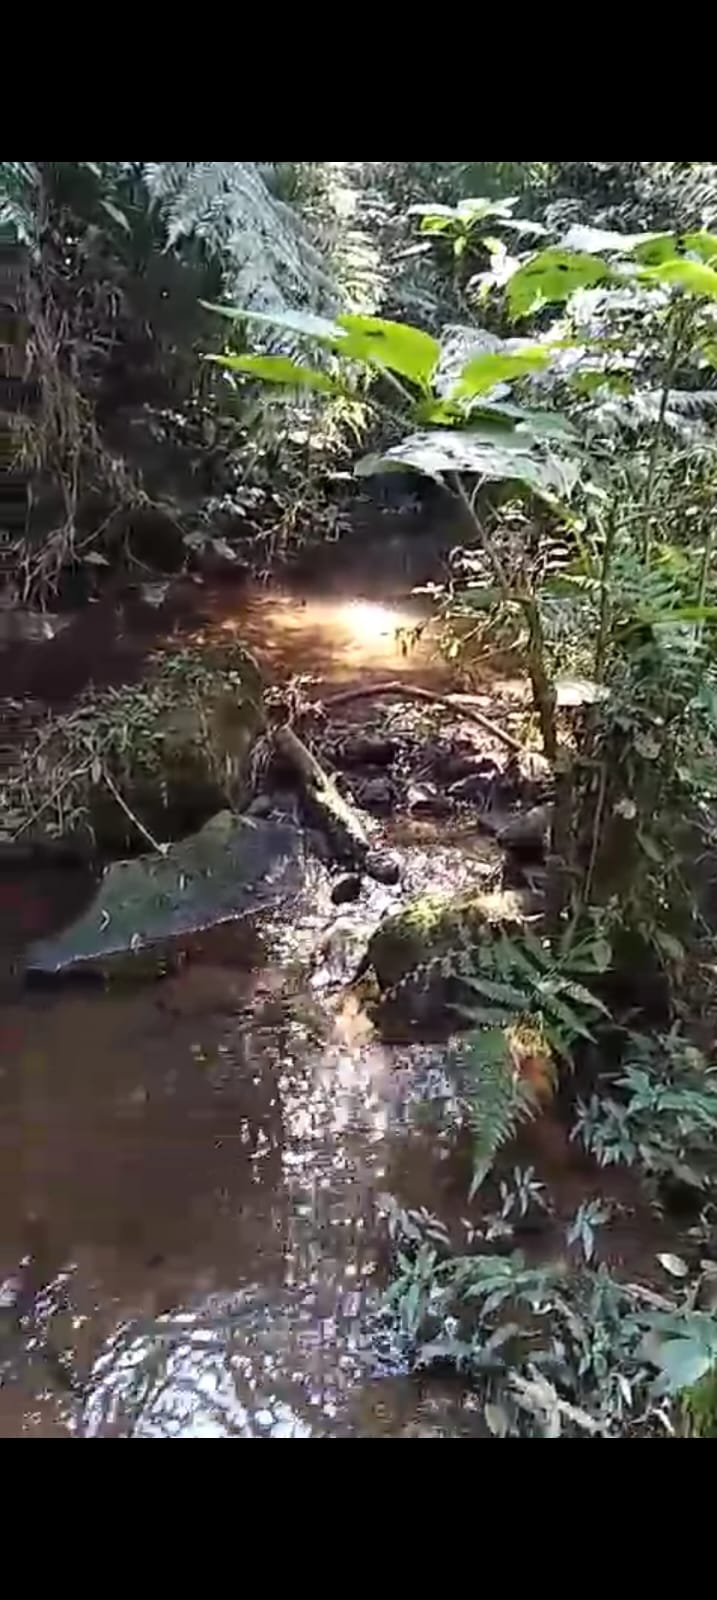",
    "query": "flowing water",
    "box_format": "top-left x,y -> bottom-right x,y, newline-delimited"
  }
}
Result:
0,564 -> 646,1438
0,568 -> 498,1436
